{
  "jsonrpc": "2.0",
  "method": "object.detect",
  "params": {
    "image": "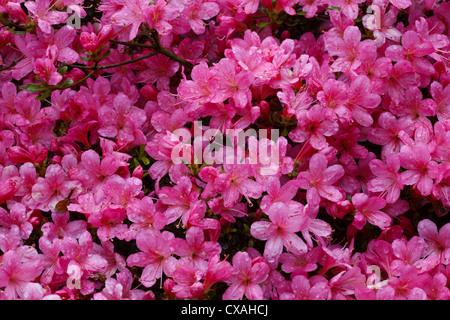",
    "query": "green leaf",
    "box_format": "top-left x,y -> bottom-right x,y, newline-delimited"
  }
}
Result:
58,66 -> 68,76
328,6 -> 341,10
100,49 -> 111,60
256,22 -> 271,28
23,83 -> 47,92
36,90 -> 52,100
60,78 -> 74,89
141,156 -> 150,166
